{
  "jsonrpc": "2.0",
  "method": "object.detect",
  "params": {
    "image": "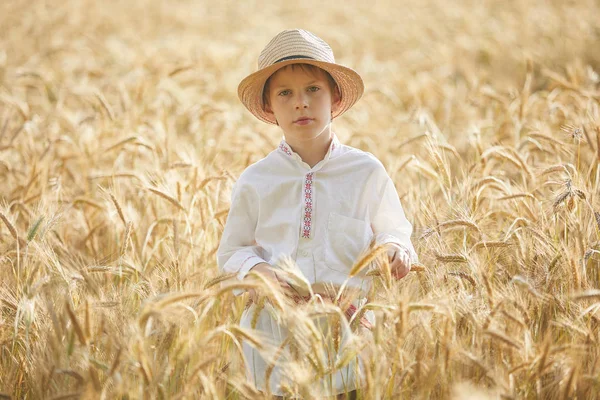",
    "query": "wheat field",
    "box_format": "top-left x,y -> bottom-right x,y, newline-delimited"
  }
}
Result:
1,0 -> 600,398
